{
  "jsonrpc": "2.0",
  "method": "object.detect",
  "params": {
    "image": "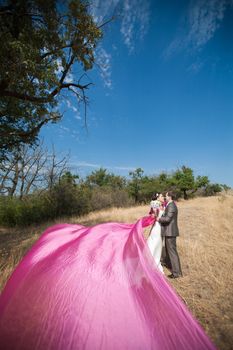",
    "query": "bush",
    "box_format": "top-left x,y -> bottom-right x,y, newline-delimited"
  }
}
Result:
111,188 -> 134,207
0,183 -> 92,226
90,187 -> 132,211
203,184 -> 222,196
0,195 -> 50,226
